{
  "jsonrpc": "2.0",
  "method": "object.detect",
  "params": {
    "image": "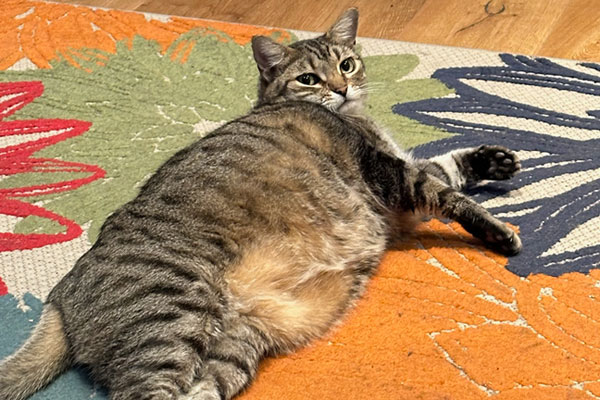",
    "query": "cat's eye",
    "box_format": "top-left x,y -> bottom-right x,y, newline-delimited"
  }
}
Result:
340,58 -> 356,74
296,73 -> 321,85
